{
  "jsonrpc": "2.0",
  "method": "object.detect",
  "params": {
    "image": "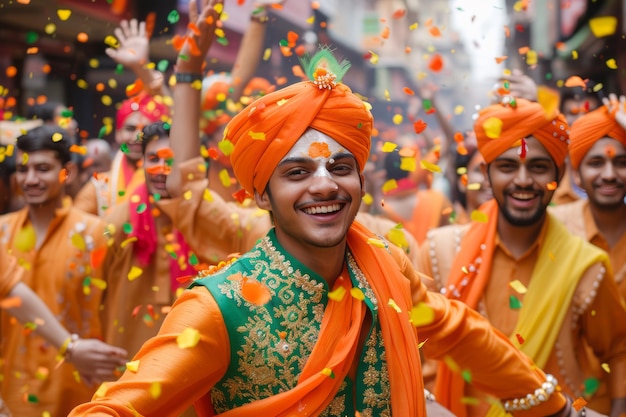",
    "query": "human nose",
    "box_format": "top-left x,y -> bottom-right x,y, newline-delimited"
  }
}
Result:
24,168 -> 38,185
600,162 -> 617,180
513,165 -> 533,187
309,173 -> 339,195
